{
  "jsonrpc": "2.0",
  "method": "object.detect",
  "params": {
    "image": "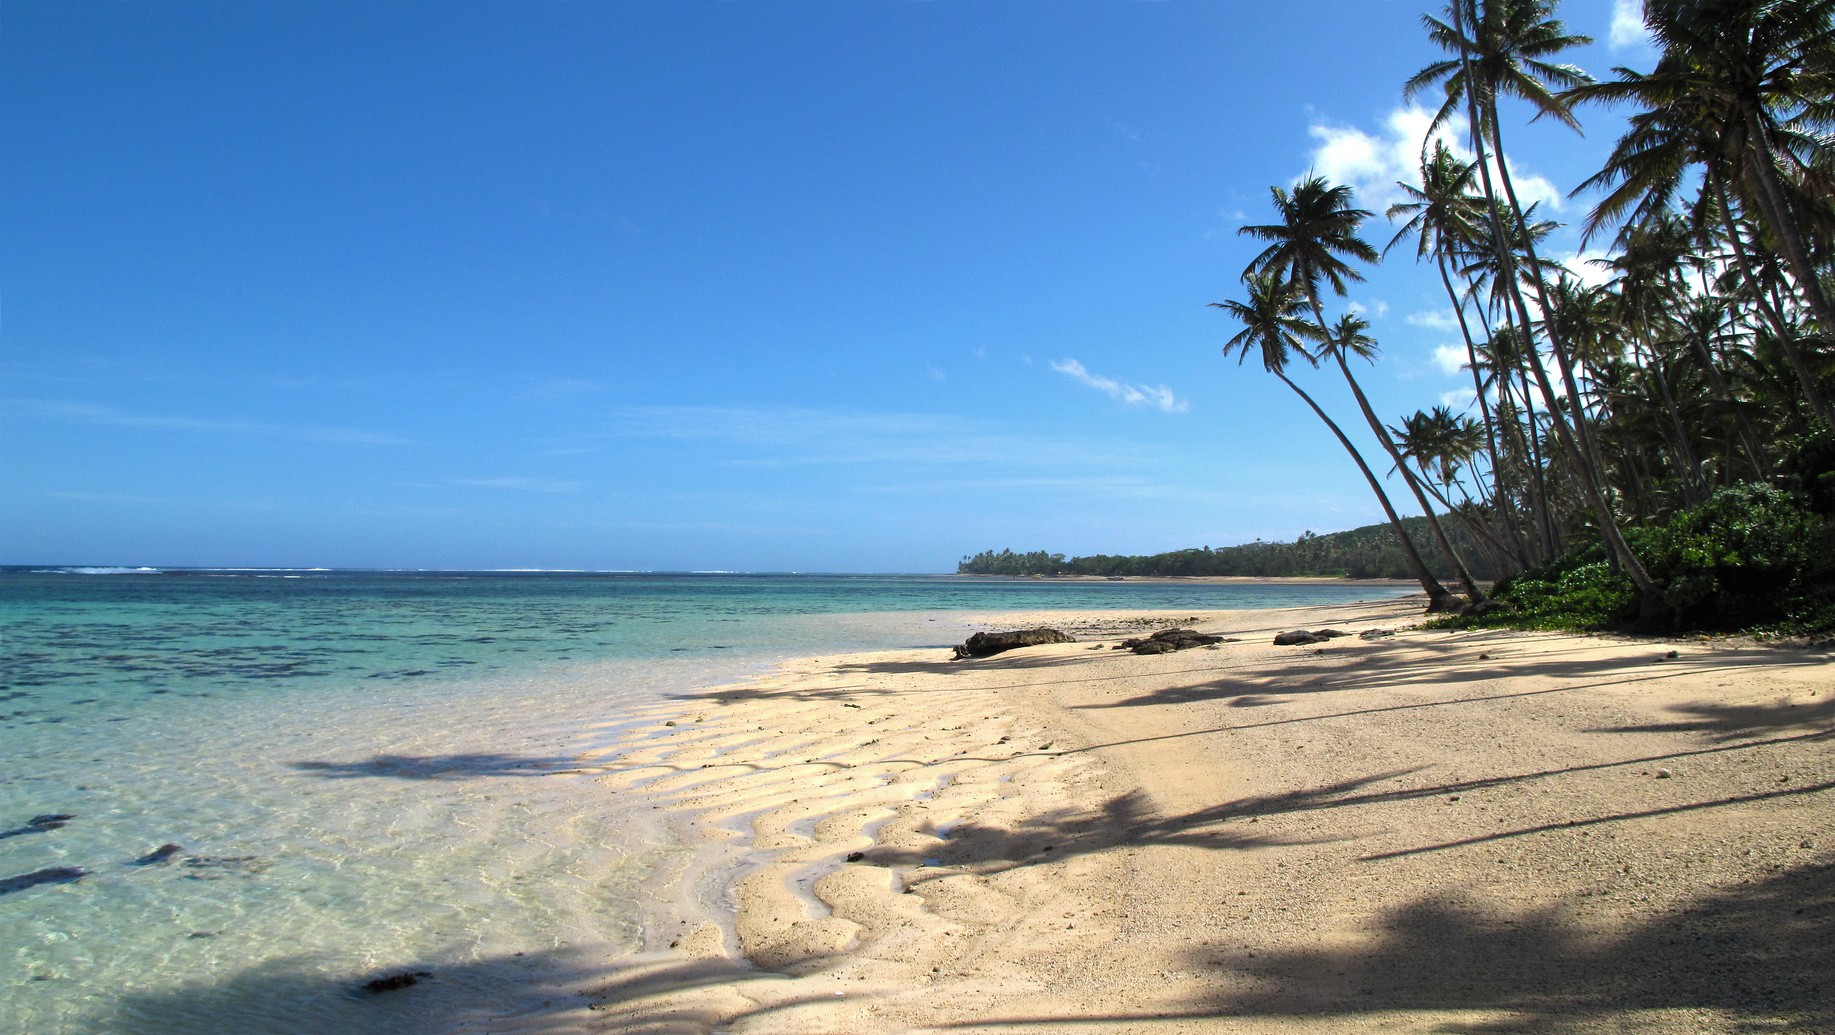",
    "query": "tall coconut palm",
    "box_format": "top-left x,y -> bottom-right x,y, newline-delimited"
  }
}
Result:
1567,0 -> 1835,326
1322,313 -> 1491,600
1243,176 -> 1488,601
1386,142 -> 1531,564
1410,0 -> 1664,617
1214,274 -> 1455,606
1564,2 -> 1835,419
